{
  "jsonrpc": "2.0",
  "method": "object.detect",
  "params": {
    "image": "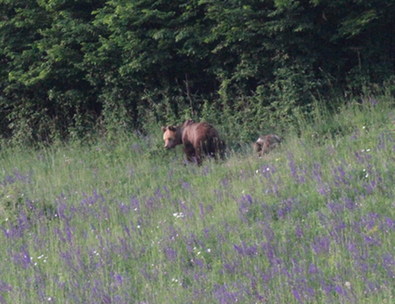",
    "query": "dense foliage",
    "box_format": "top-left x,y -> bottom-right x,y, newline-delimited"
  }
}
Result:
1,0 -> 394,143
